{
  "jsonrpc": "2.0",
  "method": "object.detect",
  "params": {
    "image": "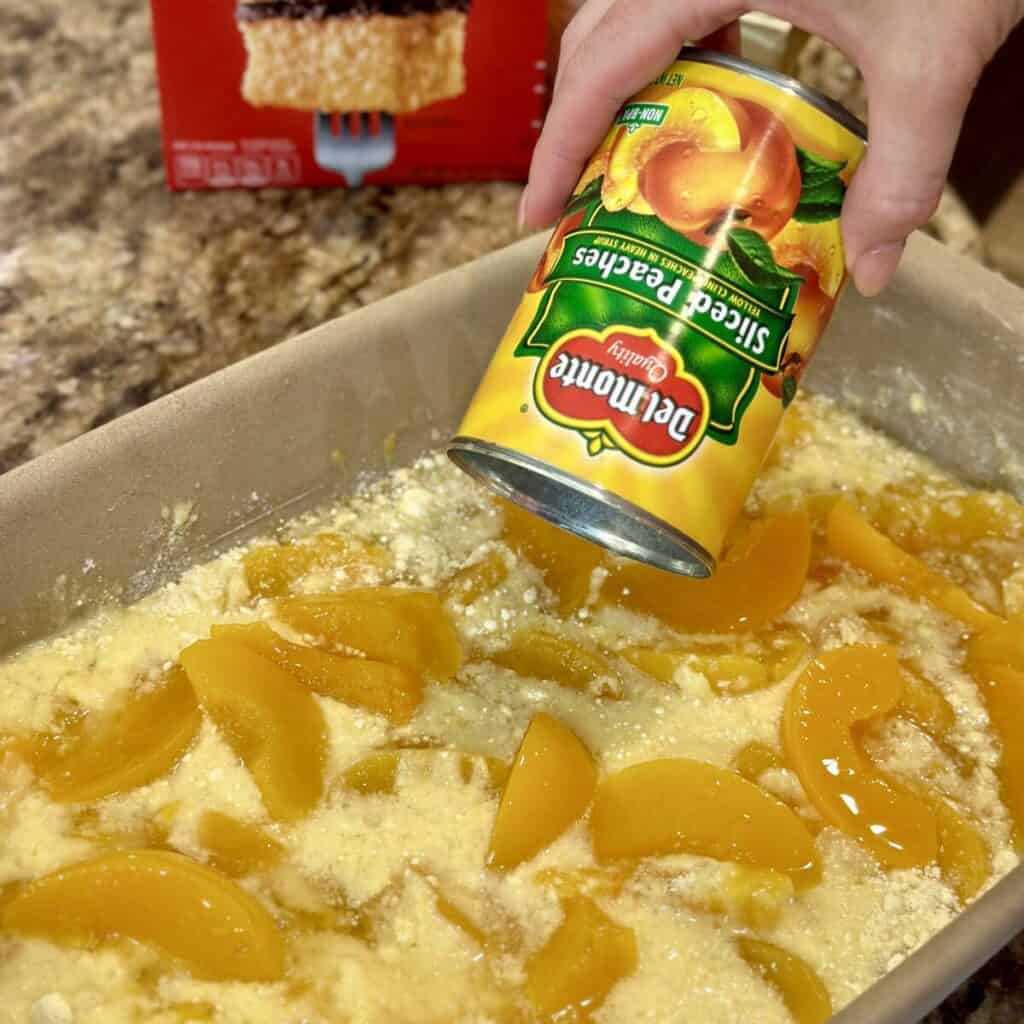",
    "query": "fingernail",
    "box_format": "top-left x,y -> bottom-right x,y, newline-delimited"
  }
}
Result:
517,187 -> 529,233
852,241 -> 904,298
